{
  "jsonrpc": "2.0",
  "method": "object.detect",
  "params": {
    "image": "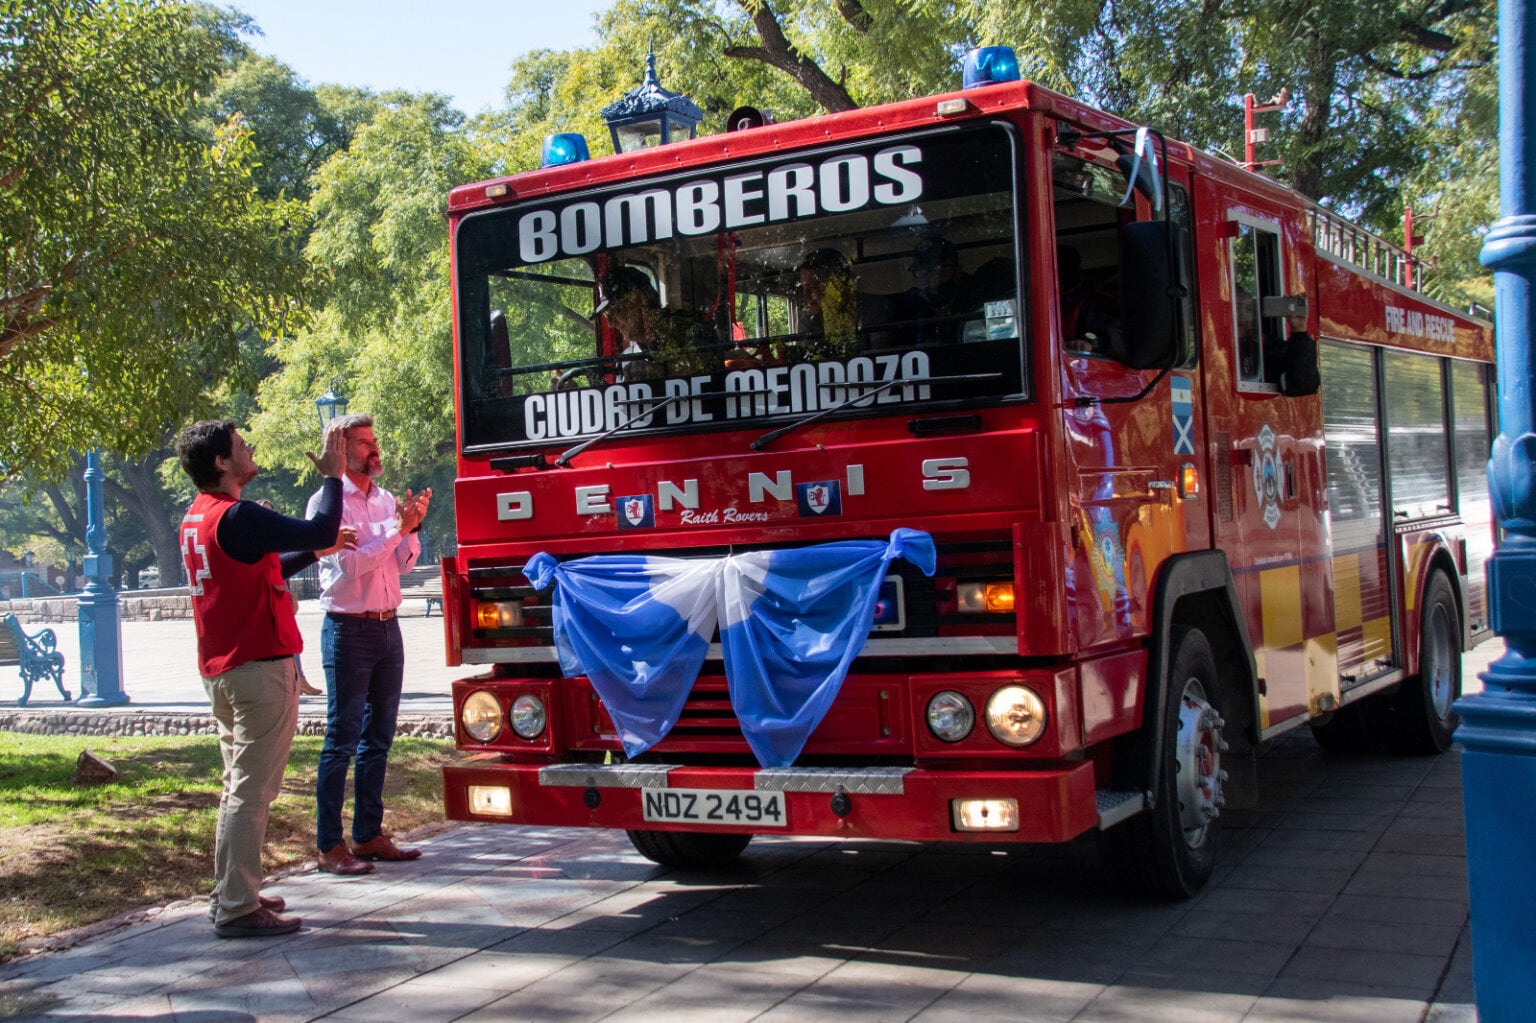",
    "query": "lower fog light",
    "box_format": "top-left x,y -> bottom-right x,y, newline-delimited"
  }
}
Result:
468,785 -> 513,816
952,798 -> 1019,832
